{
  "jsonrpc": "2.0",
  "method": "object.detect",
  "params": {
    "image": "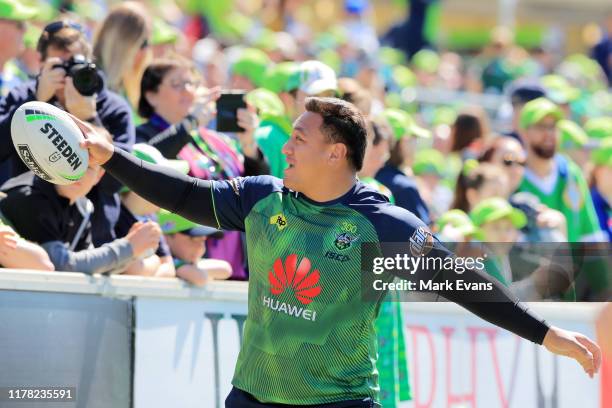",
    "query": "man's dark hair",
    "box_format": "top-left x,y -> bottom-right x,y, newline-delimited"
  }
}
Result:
304,97 -> 367,171
37,26 -> 92,61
